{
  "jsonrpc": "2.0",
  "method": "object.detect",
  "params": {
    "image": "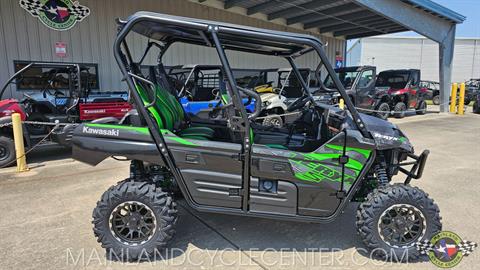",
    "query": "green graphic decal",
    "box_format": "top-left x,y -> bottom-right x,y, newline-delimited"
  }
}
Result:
287,144 -> 371,188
